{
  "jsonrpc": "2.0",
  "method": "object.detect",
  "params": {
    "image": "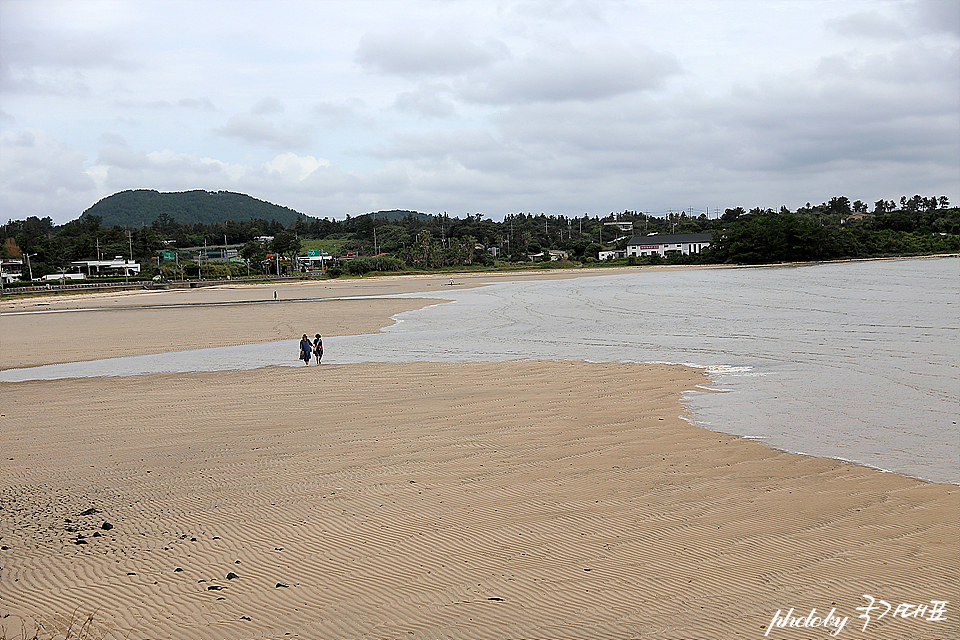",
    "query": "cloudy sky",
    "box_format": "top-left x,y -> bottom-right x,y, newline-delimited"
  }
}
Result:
1,0 -> 957,224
